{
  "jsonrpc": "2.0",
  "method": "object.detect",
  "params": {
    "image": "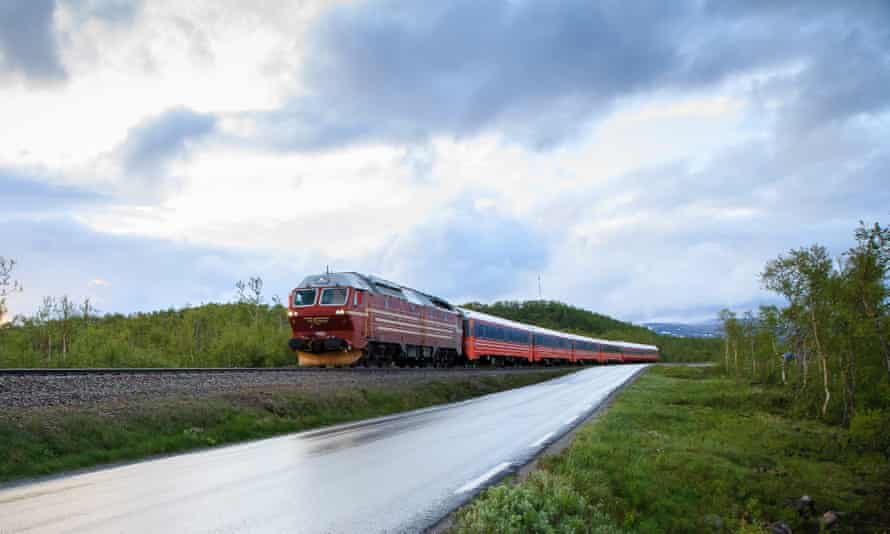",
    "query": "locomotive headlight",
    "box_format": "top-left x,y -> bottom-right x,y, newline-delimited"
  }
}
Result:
335,309 -> 345,315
